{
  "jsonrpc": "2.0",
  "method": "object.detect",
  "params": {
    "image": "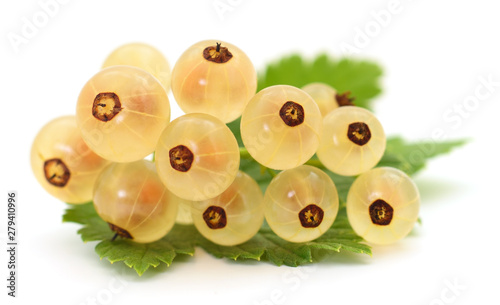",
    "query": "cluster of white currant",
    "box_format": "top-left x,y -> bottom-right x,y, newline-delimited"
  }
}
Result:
31,40 -> 420,246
